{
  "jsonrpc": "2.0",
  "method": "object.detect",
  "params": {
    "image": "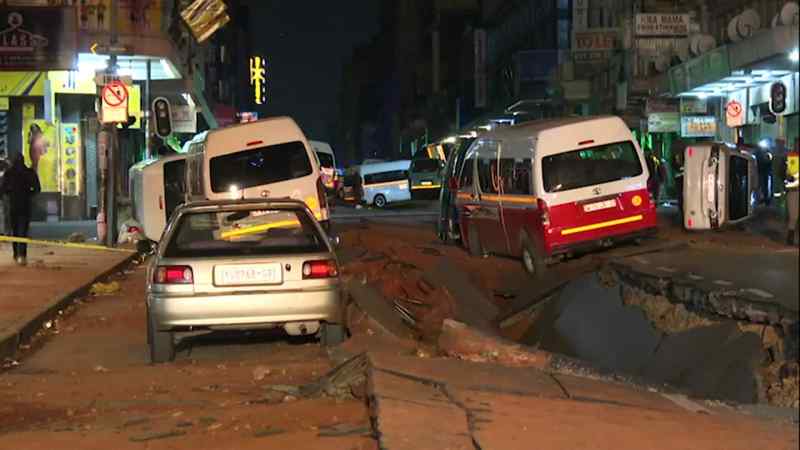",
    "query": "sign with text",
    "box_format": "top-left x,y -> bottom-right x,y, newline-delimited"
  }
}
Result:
572,29 -> 617,62
648,112 -> 680,133
635,14 -> 690,36
680,97 -> 708,114
681,115 -> 716,138
171,104 -> 197,134
645,98 -> 679,115
0,7 -> 76,70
